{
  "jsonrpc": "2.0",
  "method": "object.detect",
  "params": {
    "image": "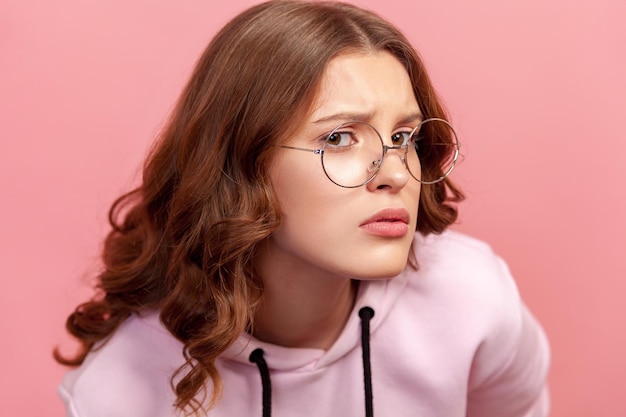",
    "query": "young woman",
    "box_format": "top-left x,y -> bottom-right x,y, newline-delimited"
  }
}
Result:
56,1 -> 550,416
